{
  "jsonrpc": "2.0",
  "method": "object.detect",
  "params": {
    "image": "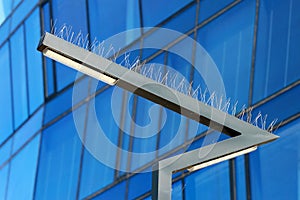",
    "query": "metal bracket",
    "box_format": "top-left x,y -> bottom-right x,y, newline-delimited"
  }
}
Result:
37,32 -> 278,200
